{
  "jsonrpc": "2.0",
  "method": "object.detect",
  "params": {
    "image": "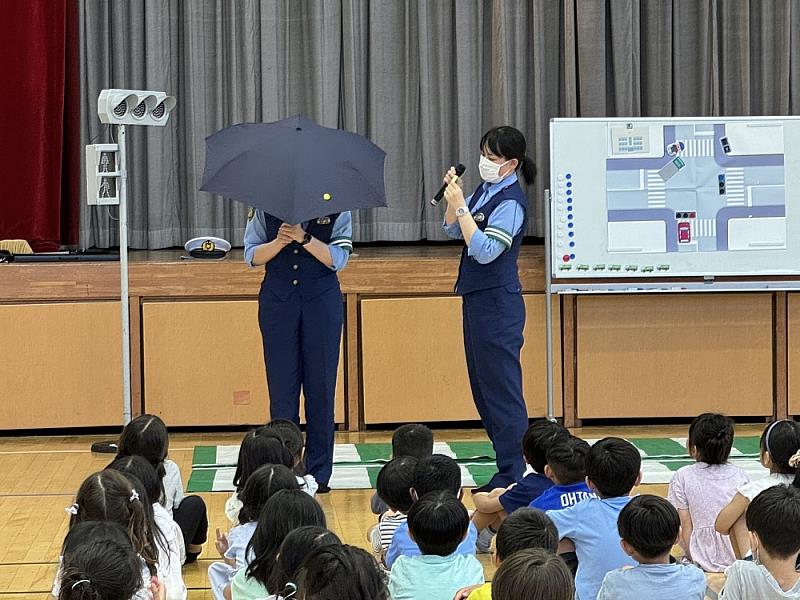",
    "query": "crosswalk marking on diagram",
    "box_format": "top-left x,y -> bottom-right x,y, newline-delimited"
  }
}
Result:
646,169 -> 666,207
726,167 -> 745,206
